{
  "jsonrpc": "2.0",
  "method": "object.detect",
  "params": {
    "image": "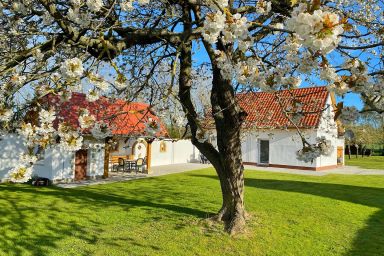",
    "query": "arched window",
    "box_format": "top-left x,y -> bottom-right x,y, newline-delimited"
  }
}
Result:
131,139 -> 147,158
